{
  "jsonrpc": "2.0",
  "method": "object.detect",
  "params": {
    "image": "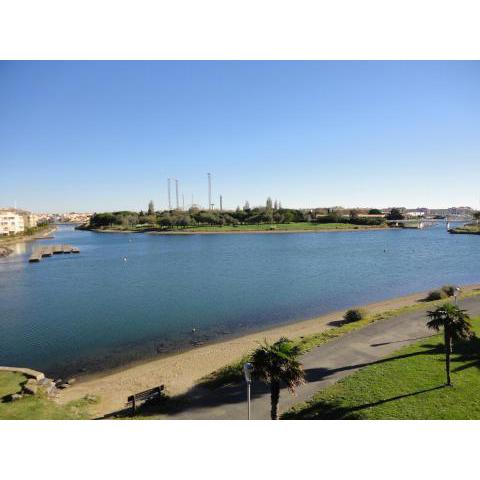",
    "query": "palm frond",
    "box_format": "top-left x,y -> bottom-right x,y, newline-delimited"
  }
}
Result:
426,303 -> 473,340
251,337 -> 305,392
